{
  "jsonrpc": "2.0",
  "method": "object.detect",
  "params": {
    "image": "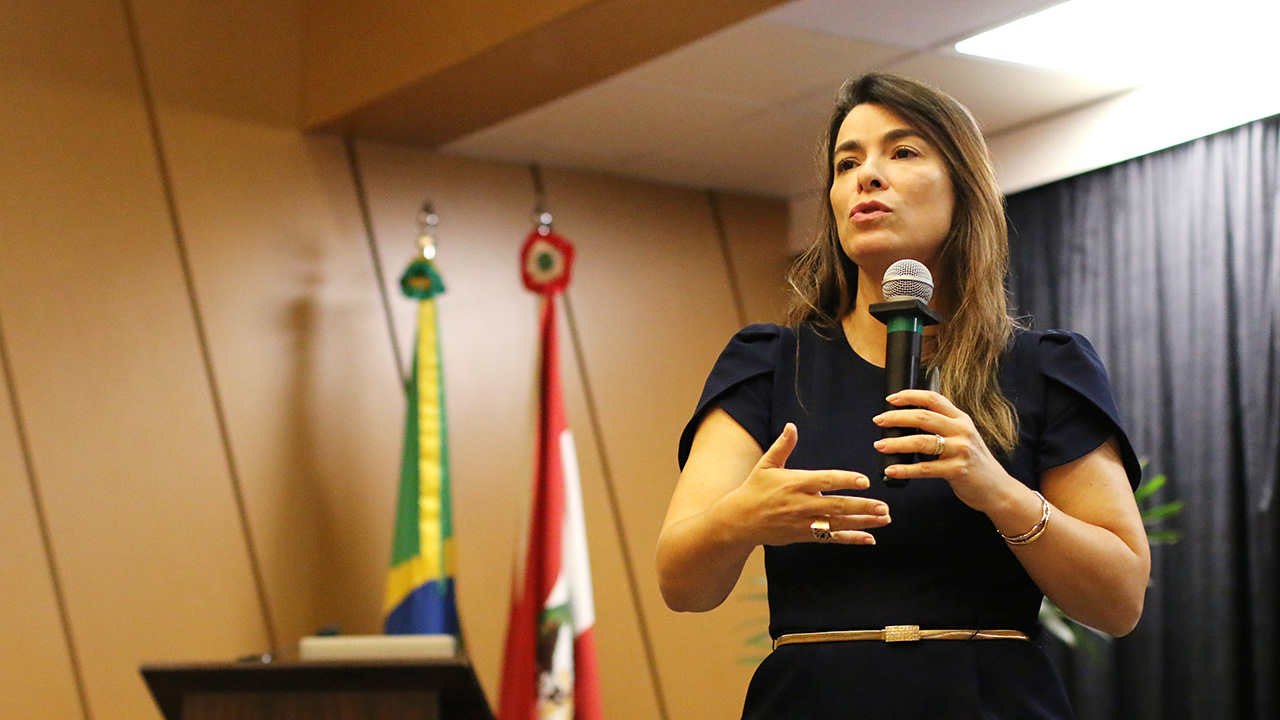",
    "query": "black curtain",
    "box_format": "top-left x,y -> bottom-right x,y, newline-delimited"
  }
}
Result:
1005,115 -> 1280,719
